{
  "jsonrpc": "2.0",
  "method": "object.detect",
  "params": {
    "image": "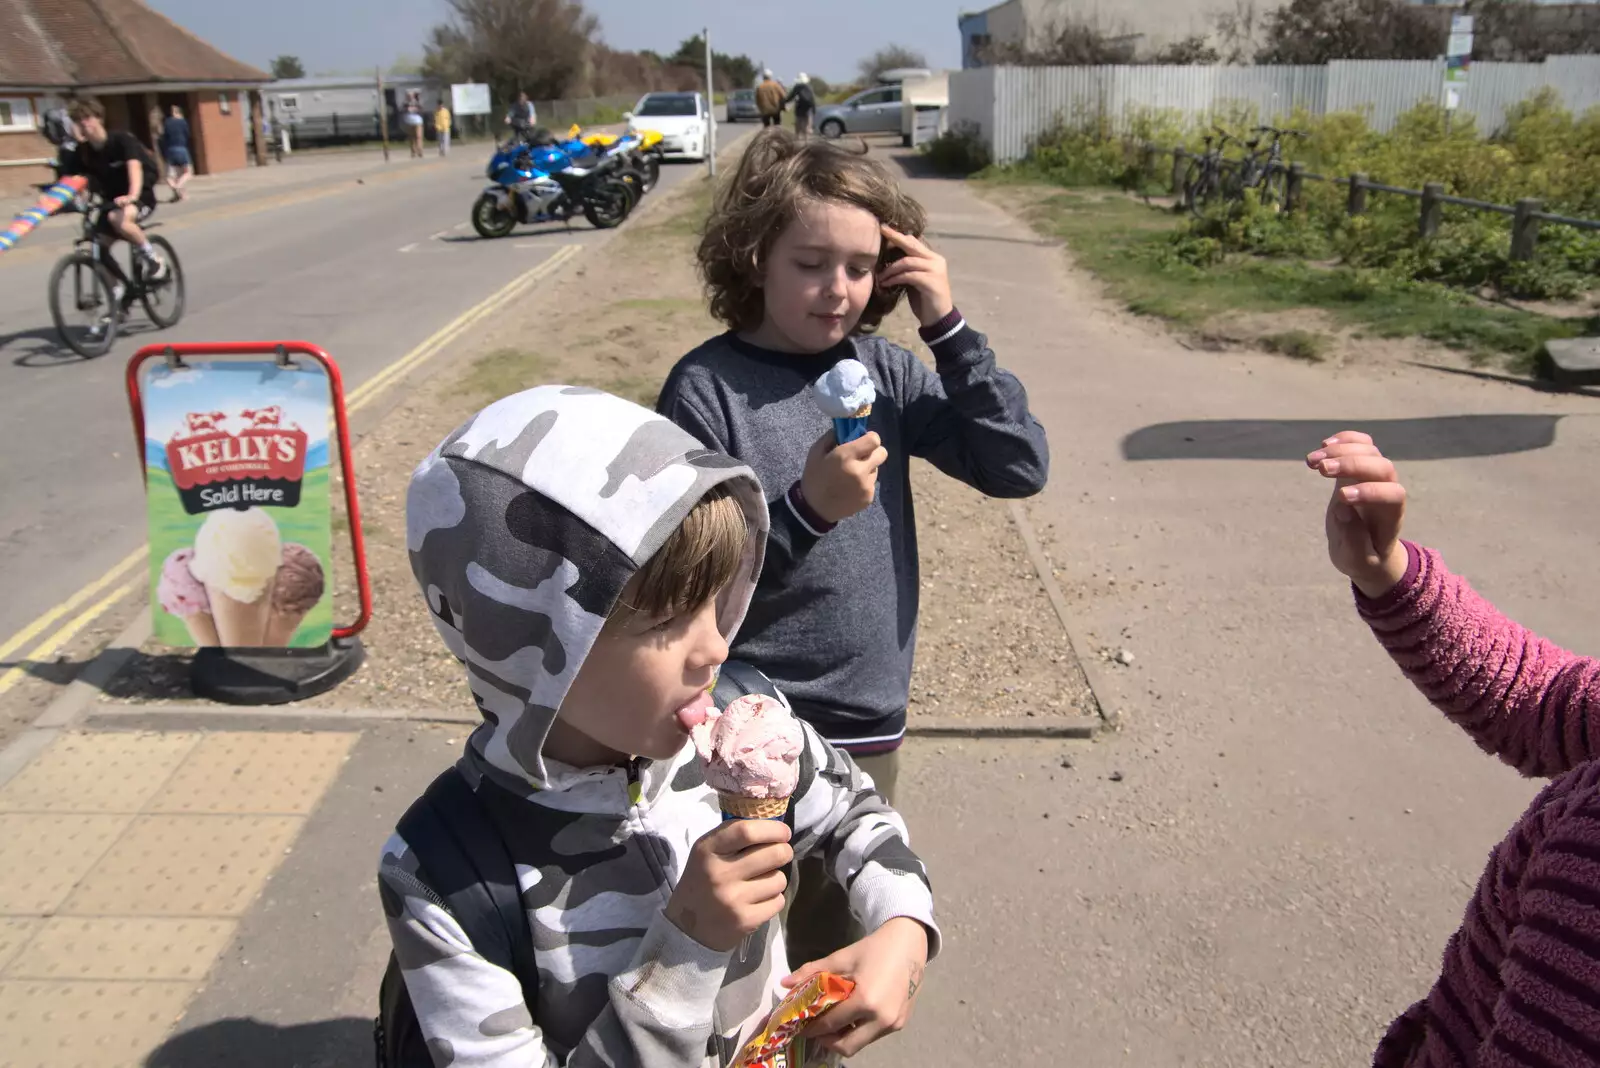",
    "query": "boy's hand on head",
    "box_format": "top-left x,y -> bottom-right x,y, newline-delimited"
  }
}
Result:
782,916 -> 928,1058
665,819 -> 792,953
801,429 -> 888,524
877,226 -> 954,327
1306,430 -> 1409,598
